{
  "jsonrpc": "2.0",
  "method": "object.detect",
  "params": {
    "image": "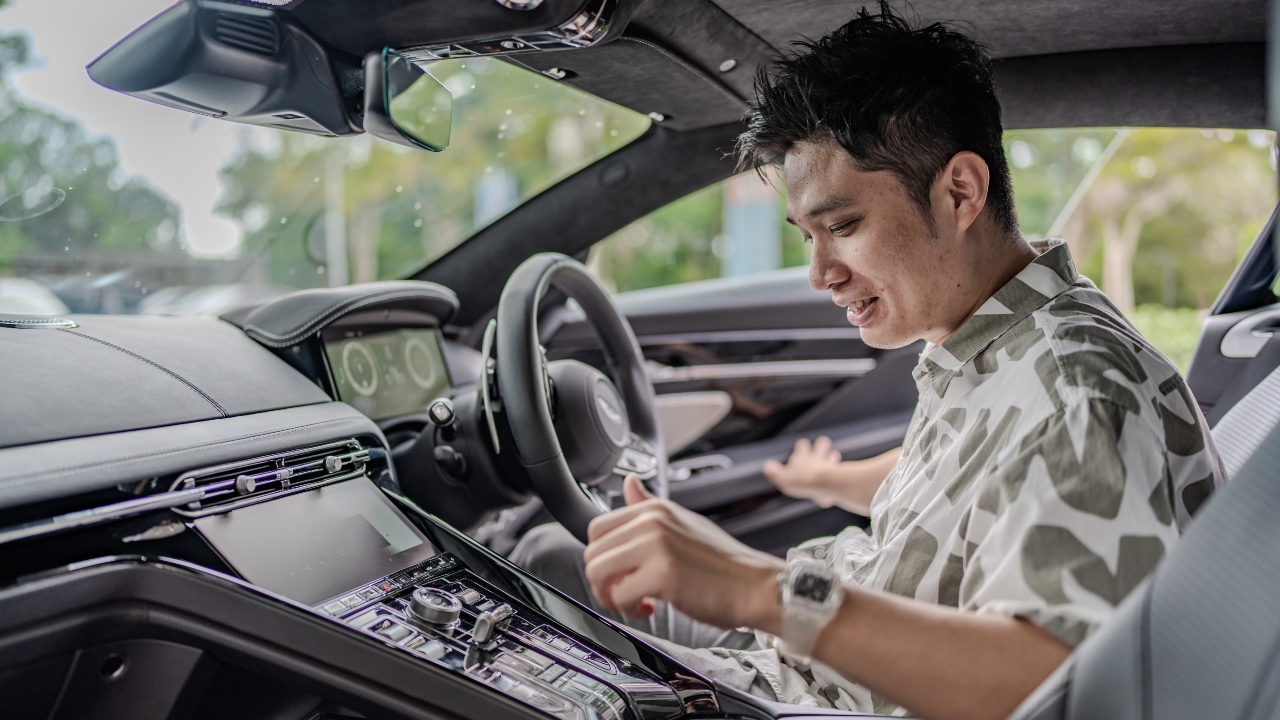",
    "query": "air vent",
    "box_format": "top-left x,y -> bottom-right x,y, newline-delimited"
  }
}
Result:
212,13 -> 279,56
171,439 -> 370,516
